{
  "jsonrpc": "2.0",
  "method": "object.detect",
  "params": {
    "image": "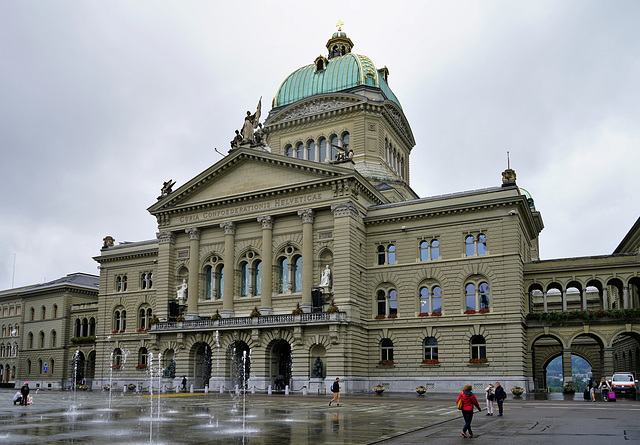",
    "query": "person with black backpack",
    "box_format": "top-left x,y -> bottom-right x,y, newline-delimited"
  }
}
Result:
329,377 -> 341,406
494,382 -> 506,416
